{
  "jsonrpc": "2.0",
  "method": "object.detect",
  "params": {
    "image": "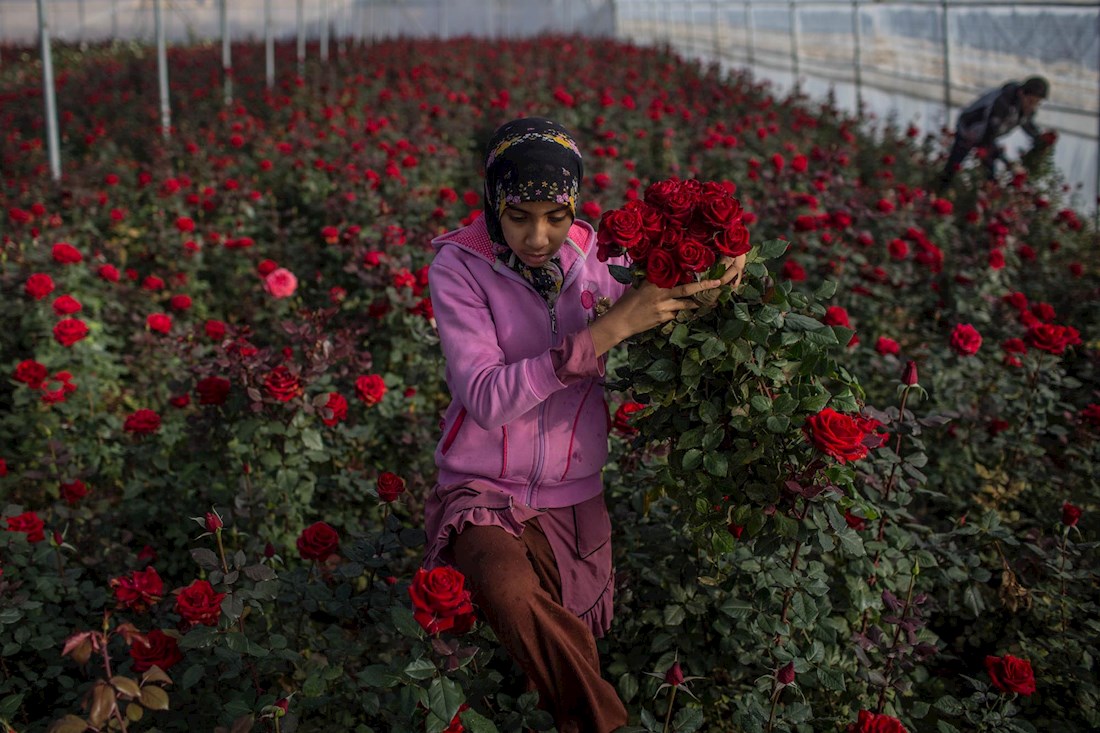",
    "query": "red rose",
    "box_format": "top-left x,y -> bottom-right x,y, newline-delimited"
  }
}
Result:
175,579 -> 225,627
176,216 -> 195,233
675,236 -> 717,274
196,376 -> 231,405
52,294 -> 83,316
110,567 -> 164,613
124,409 -> 162,435
60,479 -> 88,505
696,193 -> 743,230
147,313 -> 172,334
297,521 -> 340,561
51,242 -> 83,264
129,629 -> 183,672
613,401 -> 645,434
847,710 -> 908,733
6,511 -> 46,543
443,704 -> 471,733
376,472 -> 407,502
644,247 -> 681,288
25,273 -> 55,300
1062,502 -> 1082,527
53,318 -> 89,347
40,371 -> 77,404
714,223 -> 751,258
97,264 -> 121,282
597,207 -> 645,261
321,392 -> 348,426
803,408 -> 883,464
169,294 -> 192,311
13,360 -> 48,389
949,323 -> 982,357
1025,323 -> 1080,355
408,567 -> 476,636
824,306 -> 858,346
875,337 -> 900,356
355,374 -> 387,406
985,654 -> 1036,695
264,366 -> 302,402
1081,404 -> 1100,429
0,458 -> 7,477
204,319 -> 227,341
781,260 -> 806,281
